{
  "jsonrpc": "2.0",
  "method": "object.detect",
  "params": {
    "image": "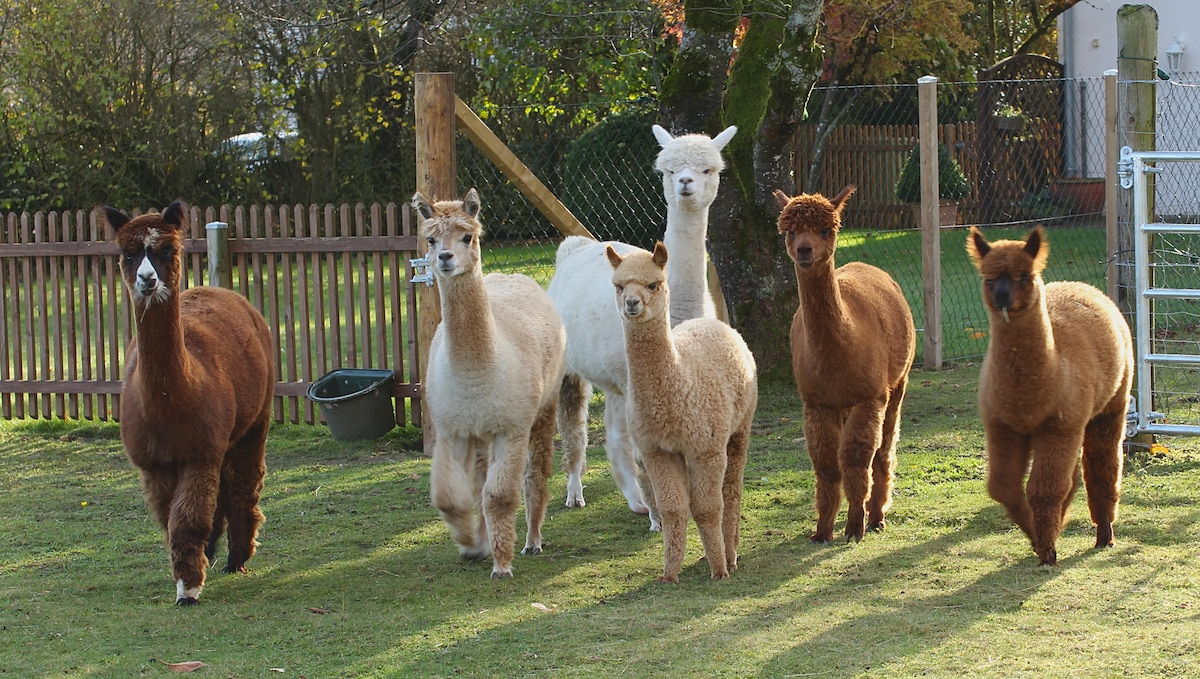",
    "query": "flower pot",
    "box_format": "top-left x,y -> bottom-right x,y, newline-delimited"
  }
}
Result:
910,201 -> 960,228
1048,178 -> 1105,215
